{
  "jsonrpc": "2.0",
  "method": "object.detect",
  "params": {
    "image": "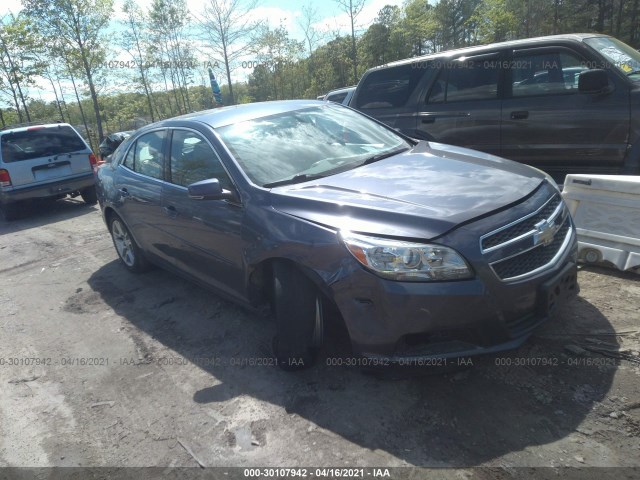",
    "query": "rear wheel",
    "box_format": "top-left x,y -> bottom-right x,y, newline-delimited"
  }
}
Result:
80,186 -> 98,205
0,201 -> 20,221
109,216 -> 151,273
272,261 -> 324,371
